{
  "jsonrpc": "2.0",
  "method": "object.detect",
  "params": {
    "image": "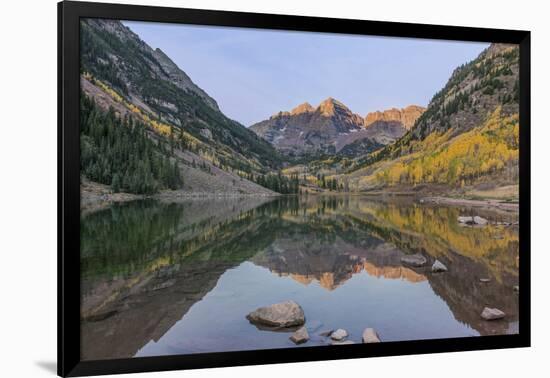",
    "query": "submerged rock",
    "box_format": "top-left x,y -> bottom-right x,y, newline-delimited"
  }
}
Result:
432,260 -> 448,273
289,327 -> 309,344
458,216 -> 474,224
458,216 -> 488,226
481,307 -> 506,320
319,329 -> 334,337
246,300 -> 305,327
330,329 -> 348,341
401,254 -> 427,267
362,328 -> 381,343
